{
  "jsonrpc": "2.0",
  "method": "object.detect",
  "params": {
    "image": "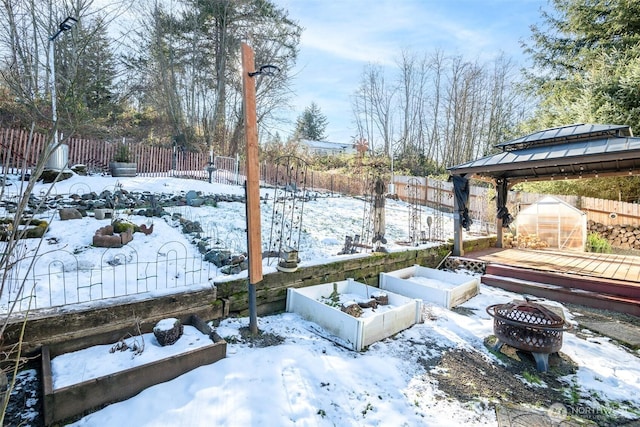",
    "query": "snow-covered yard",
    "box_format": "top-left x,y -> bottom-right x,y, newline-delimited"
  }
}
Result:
0,174 -> 453,313
2,174 -> 640,426
63,284 -> 640,427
